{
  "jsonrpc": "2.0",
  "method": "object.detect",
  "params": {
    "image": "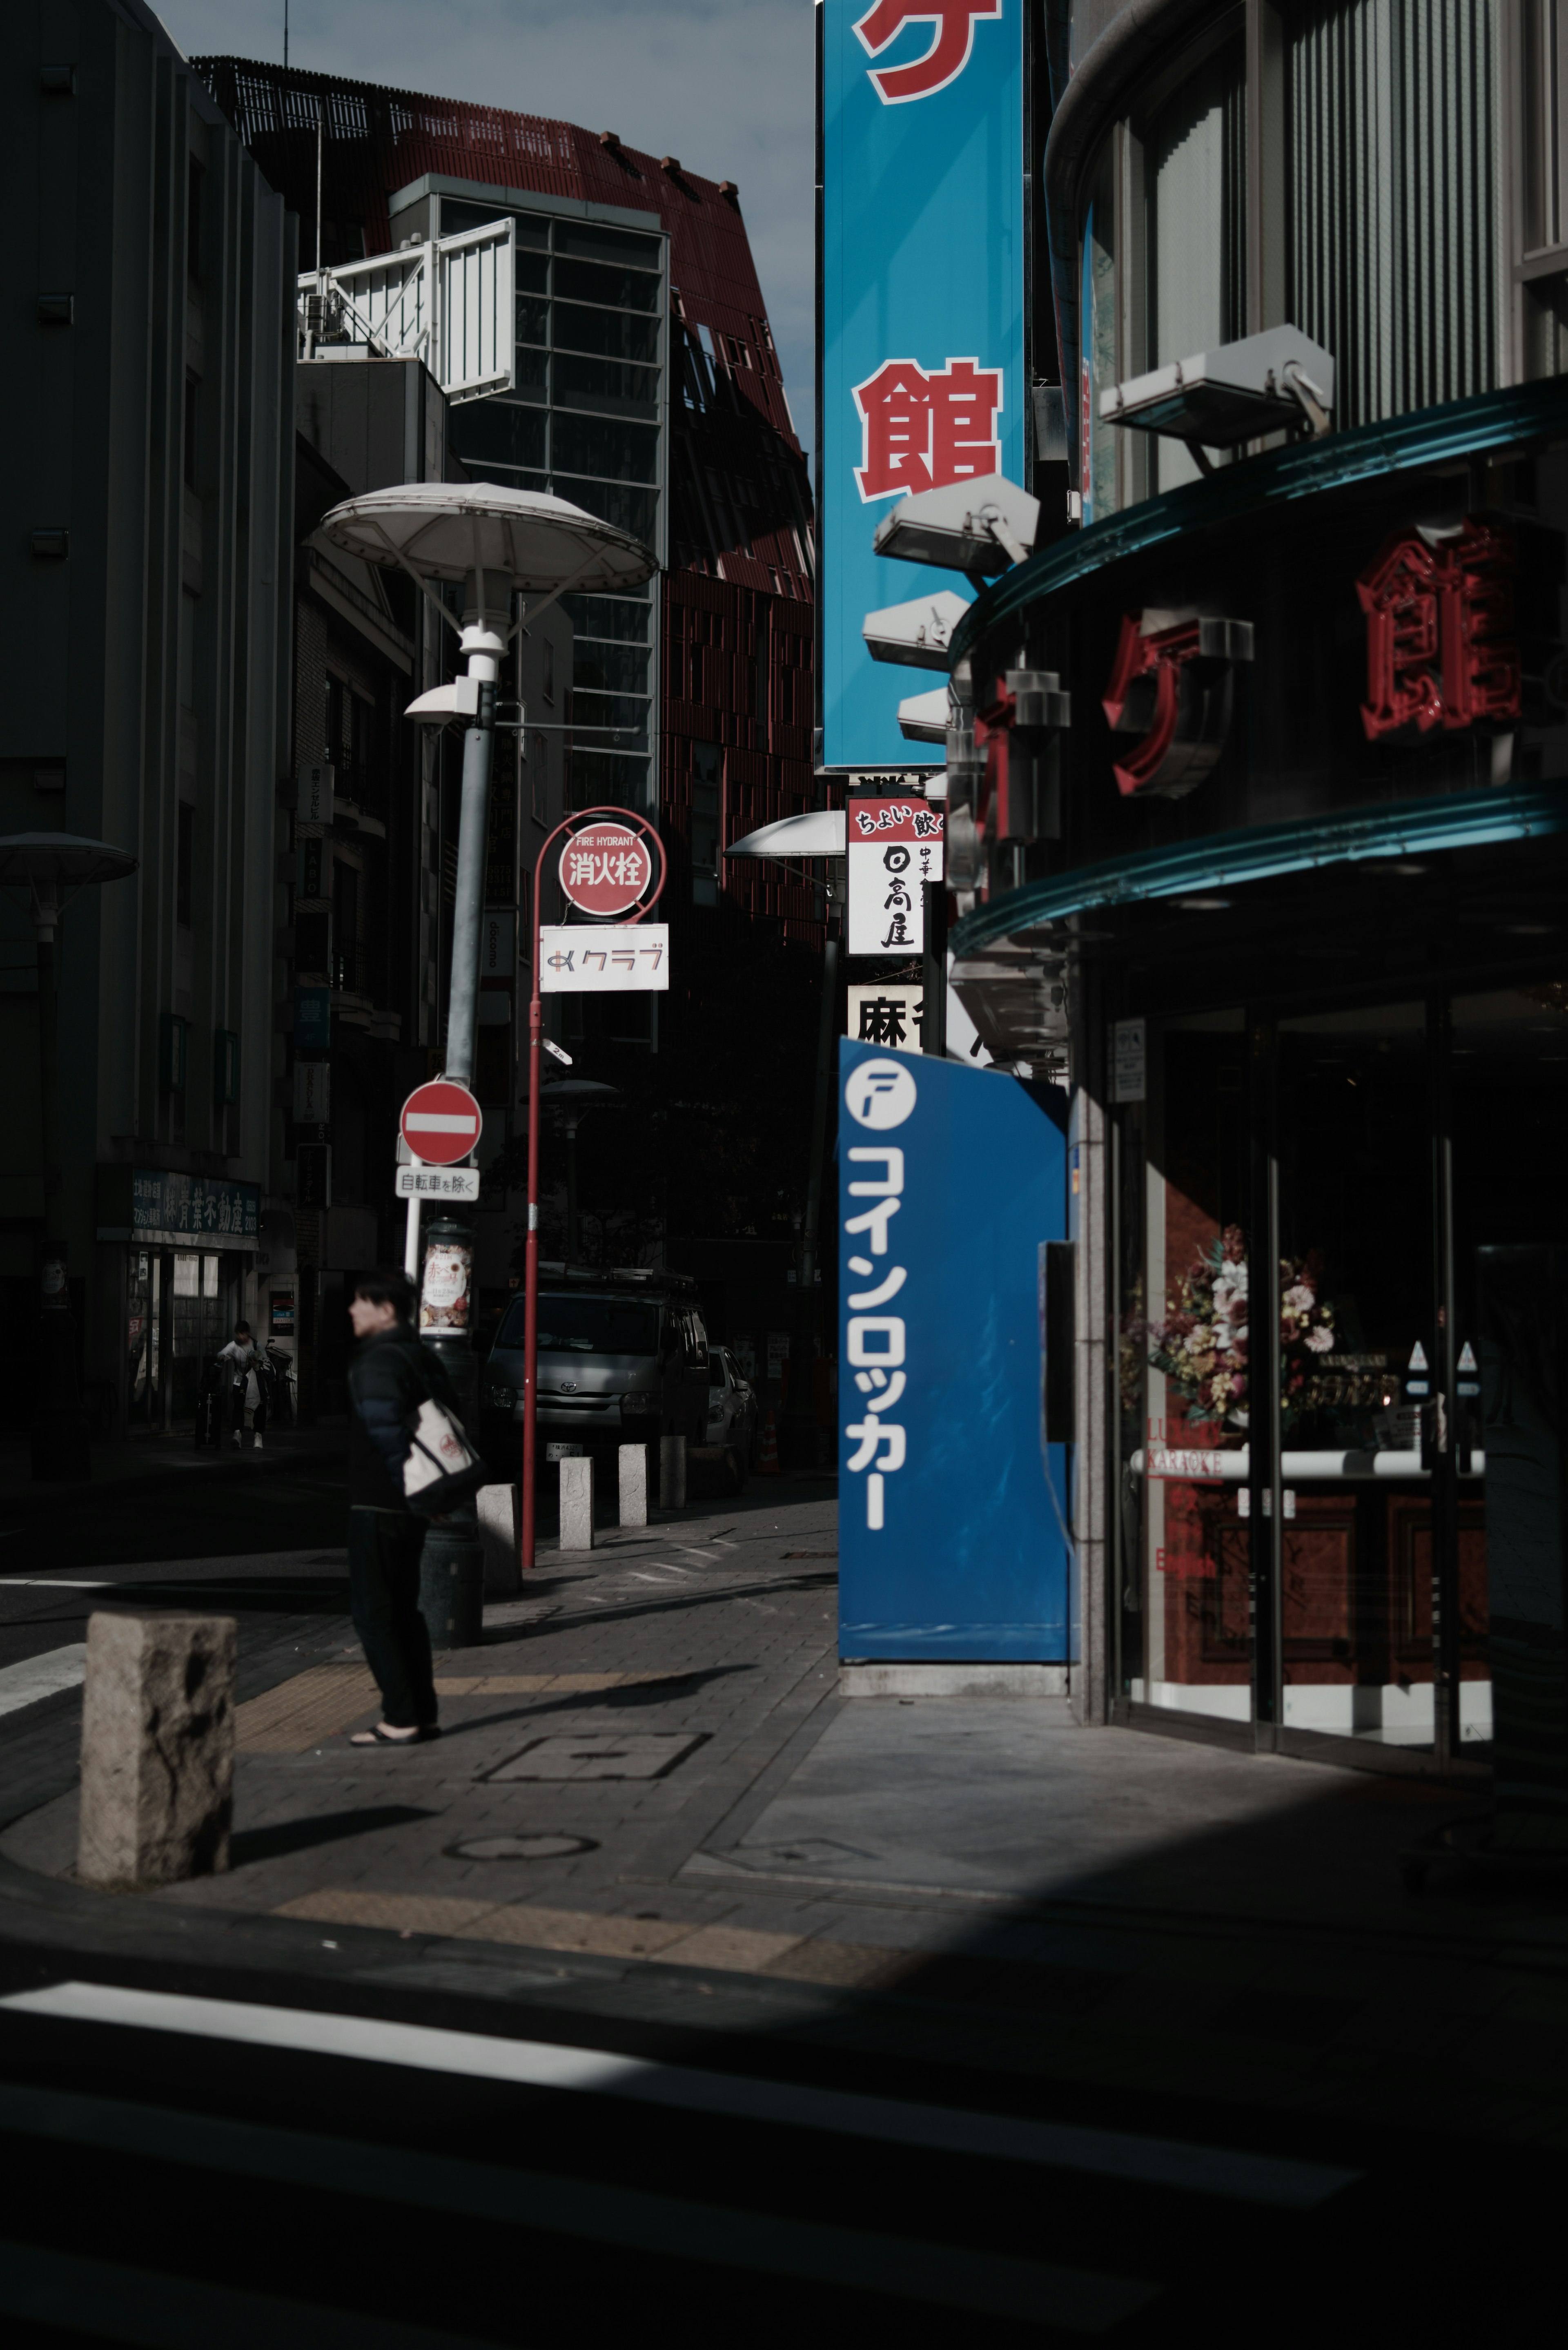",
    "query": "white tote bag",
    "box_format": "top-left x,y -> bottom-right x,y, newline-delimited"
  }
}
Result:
401,1395 -> 481,1506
